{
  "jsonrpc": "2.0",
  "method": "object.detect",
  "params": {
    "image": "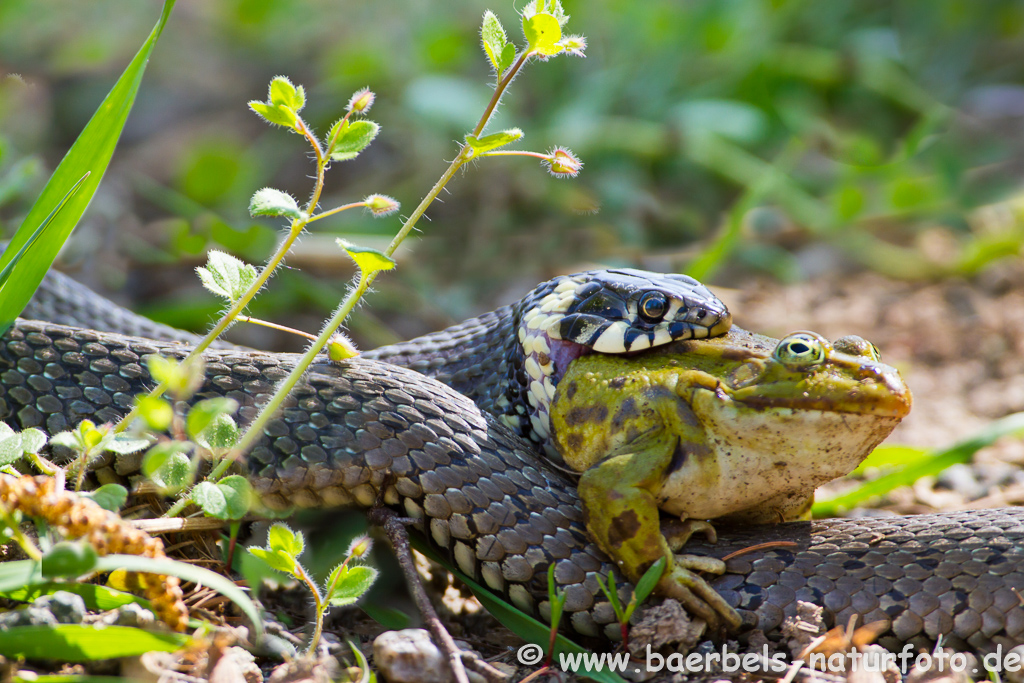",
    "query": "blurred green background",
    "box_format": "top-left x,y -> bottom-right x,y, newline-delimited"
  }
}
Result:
1,0 -> 1023,349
